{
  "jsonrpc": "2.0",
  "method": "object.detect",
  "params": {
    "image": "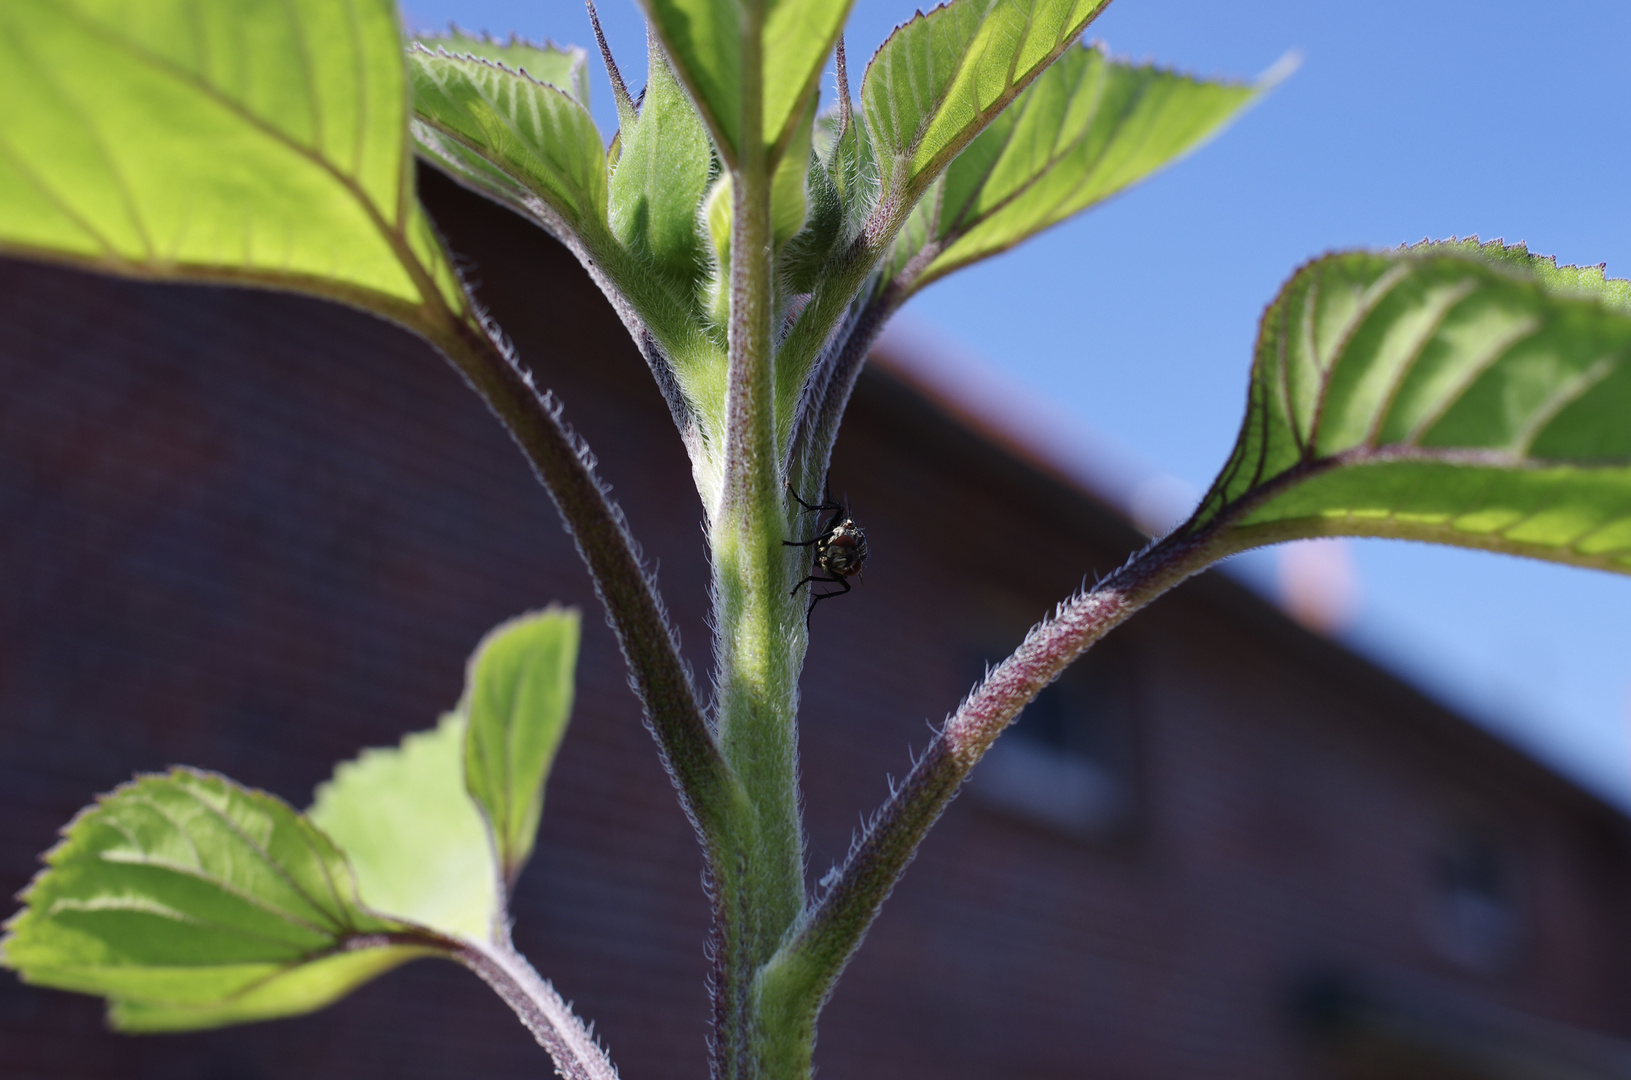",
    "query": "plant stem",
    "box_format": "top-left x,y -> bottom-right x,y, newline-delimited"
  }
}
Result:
419,312 -> 738,850
454,939 -> 622,1080
709,16 -> 809,1078
753,522 -> 1234,1049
